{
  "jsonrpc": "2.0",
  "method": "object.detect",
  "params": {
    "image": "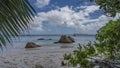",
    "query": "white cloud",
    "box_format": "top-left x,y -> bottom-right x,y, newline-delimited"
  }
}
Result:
85,5 -> 99,13
31,5 -> 111,34
83,5 -> 99,16
35,0 -> 50,8
29,16 -> 43,31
